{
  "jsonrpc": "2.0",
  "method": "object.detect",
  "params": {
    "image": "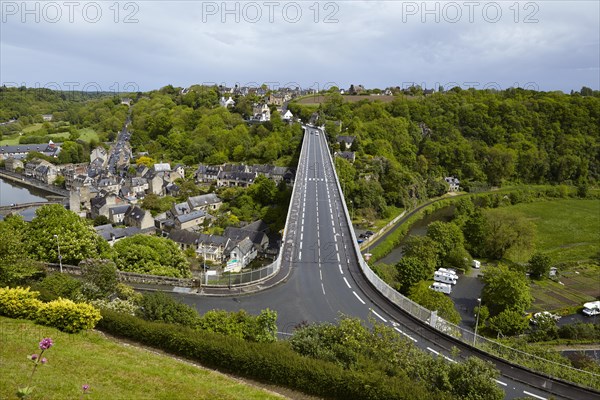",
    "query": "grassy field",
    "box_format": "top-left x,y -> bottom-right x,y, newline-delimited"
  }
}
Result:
501,199 -> 600,313
1,126 -> 99,146
505,199 -> 599,264
0,317 -> 284,400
